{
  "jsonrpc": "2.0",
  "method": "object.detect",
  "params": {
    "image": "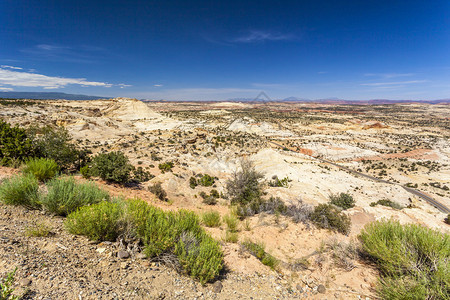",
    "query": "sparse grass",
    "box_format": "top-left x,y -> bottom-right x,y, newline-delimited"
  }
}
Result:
22,157 -> 59,182
241,240 -> 279,270
65,201 -> 123,242
25,221 -> 52,237
42,176 -> 110,216
223,213 -> 239,232
223,230 -> 239,243
158,161 -> 174,173
359,220 -> 450,299
0,173 -> 40,209
370,199 -> 404,210
202,211 -> 221,227
329,192 -> 355,210
310,204 -> 351,235
0,268 -> 19,300
243,219 -> 252,231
